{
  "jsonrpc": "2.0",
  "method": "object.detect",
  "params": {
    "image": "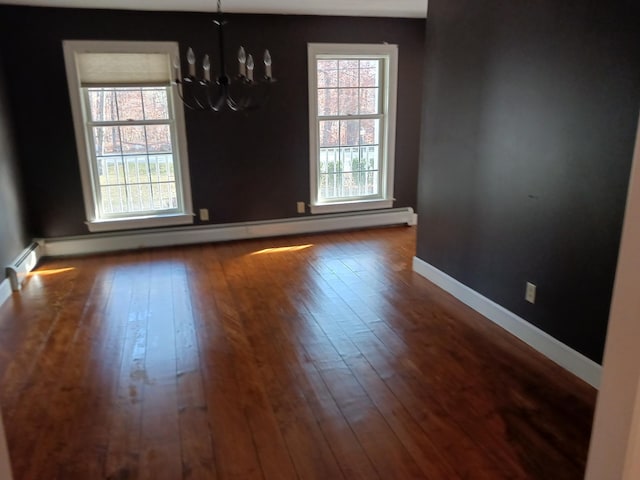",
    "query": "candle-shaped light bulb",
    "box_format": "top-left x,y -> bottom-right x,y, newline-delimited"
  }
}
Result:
247,54 -> 254,81
203,54 -> 211,81
173,54 -> 180,80
263,49 -> 272,79
238,46 -> 247,77
187,47 -> 196,76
